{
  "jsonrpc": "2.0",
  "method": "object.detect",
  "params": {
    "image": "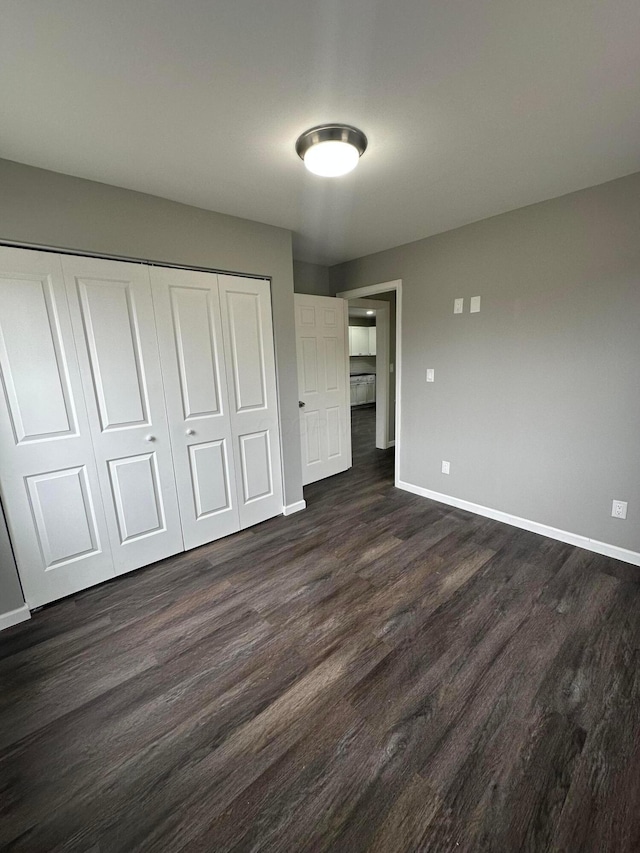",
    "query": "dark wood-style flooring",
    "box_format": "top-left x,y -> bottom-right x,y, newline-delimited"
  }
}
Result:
2,406 -> 640,852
